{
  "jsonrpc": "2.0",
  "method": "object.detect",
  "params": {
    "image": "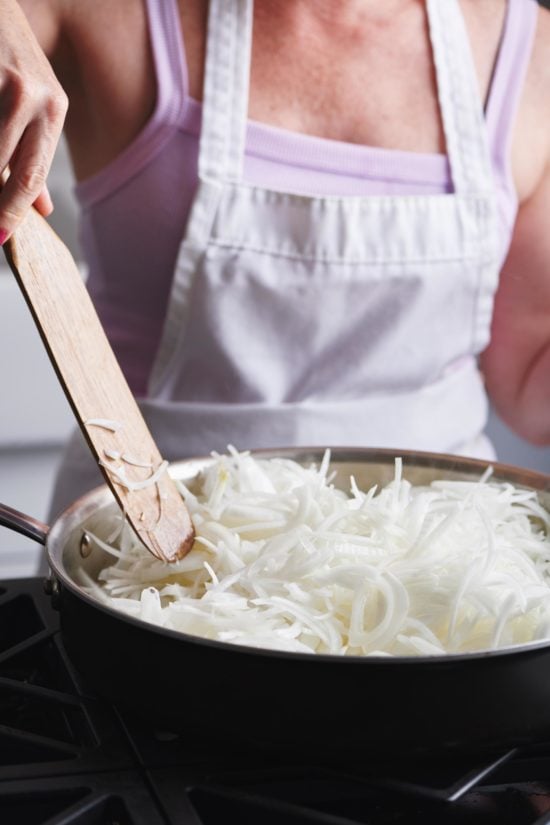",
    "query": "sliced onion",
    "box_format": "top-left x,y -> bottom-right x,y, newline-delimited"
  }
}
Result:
83,449 -> 550,657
